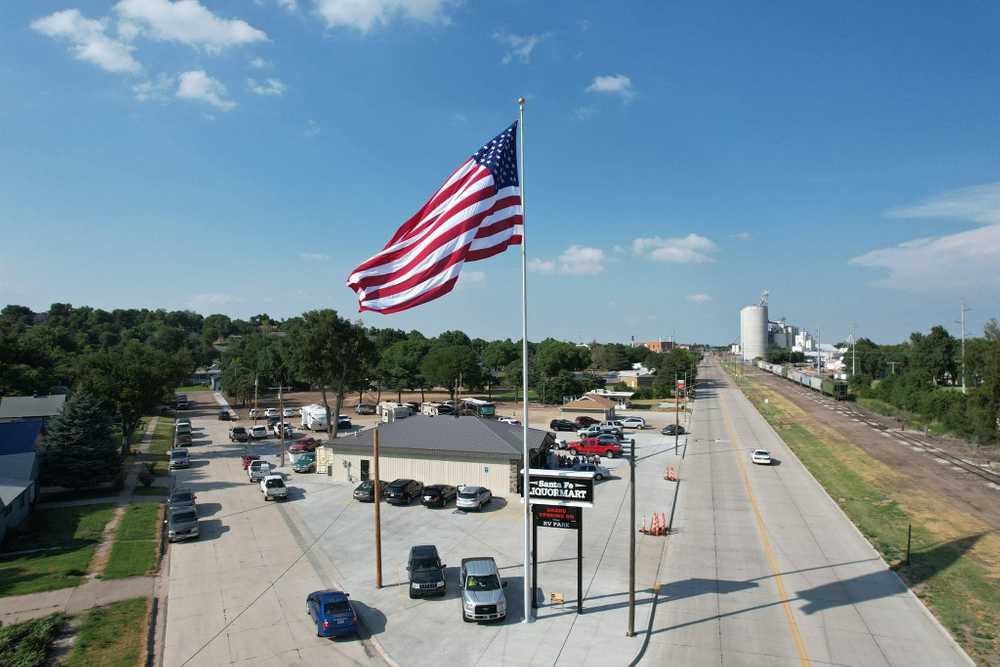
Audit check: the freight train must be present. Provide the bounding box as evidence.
[755,360,849,400]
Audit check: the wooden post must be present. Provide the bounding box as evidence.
[577,509,583,614]
[374,428,383,588]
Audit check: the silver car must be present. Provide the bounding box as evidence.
[456,486,492,512]
[165,507,199,542]
[169,449,190,469]
[460,557,506,622]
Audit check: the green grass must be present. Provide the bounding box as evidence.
[0,504,115,597]
[102,504,159,579]
[0,612,64,667]
[175,384,210,393]
[137,417,172,476]
[66,597,148,667]
[724,365,1000,664]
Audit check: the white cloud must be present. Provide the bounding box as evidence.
[249,57,271,69]
[686,293,712,303]
[32,9,141,74]
[632,234,717,263]
[731,231,752,241]
[573,105,597,121]
[528,245,606,276]
[586,74,633,101]
[114,0,268,53]
[176,70,236,111]
[314,0,458,32]
[132,72,175,101]
[299,252,330,261]
[248,77,286,96]
[304,119,321,137]
[851,182,1000,290]
[189,292,241,308]
[493,31,548,64]
[277,0,298,9]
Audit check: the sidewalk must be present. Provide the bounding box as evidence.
[0,576,156,625]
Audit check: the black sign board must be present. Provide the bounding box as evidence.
[533,504,581,530]
[528,471,594,508]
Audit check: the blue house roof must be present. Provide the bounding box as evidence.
[0,419,43,455]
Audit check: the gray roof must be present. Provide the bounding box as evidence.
[332,416,550,459]
[0,479,31,506]
[0,395,66,419]
[0,451,35,505]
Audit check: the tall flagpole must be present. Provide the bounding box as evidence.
[518,96,532,624]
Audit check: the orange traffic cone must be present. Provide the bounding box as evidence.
[661,513,668,535]
[651,513,659,535]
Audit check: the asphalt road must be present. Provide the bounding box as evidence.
[640,358,972,666]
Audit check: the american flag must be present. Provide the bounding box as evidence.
[346,123,522,314]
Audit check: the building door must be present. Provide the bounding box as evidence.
[360,459,369,481]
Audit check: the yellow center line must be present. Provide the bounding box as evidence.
[719,379,812,667]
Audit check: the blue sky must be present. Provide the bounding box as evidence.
[3,1,1000,345]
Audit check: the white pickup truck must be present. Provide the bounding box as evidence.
[260,474,288,501]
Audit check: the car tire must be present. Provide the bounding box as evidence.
[595,474,604,481]
[569,449,578,456]
[462,610,472,623]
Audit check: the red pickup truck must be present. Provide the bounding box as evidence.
[566,438,621,458]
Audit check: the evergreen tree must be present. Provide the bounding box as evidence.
[41,392,122,490]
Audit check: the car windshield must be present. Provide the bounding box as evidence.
[170,451,186,459]
[465,574,500,591]
[233,427,246,434]
[172,511,196,523]
[265,479,284,488]
[323,600,350,614]
[298,454,315,462]
[172,492,193,502]
[411,558,438,570]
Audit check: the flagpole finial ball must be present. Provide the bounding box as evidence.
[517,97,525,106]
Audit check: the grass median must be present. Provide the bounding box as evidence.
[722,363,1000,665]
[0,504,115,597]
[66,597,148,667]
[138,416,173,477]
[0,612,64,667]
[102,503,160,579]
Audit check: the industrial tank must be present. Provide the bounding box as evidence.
[740,304,768,361]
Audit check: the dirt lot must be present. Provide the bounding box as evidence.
[746,367,1000,532]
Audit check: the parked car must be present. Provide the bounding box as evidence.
[168,488,196,511]
[169,449,190,469]
[273,422,293,438]
[497,416,520,425]
[288,439,318,454]
[248,425,269,440]
[229,427,249,443]
[306,590,358,638]
[260,474,288,501]
[600,420,625,435]
[248,408,258,419]
[176,418,191,427]
[661,424,686,436]
[165,507,199,542]
[574,416,600,427]
[572,463,611,481]
[247,459,272,482]
[175,422,192,435]
[292,453,316,473]
[549,419,576,432]
[175,432,192,447]
[354,403,376,415]
[620,417,646,429]
[456,485,492,512]
[420,484,457,508]
[175,398,189,411]
[566,439,621,458]
[282,407,296,418]
[264,408,279,418]
[241,453,261,470]
[353,479,387,502]
[460,557,507,622]
[407,544,446,598]
[577,425,602,439]
[218,410,231,421]
[751,449,772,465]
[337,416,352,430]
[384,479,423,505]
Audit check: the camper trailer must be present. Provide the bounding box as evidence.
[300,404,328,431]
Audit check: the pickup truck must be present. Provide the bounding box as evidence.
[247,459,273,482]
[260,474,288,501]
[460,557,507,622]
[566,438,622,458]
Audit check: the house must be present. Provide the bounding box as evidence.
[0,420,43,542]
[0,394,67,426]
[560,393,618,420]
[315,416,554,494]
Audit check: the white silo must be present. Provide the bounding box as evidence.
[740,303,768,361]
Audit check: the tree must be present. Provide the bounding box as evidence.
[534,339,590,378]
[420,345,479,402]
[589,343,632,371]
[985,318,1000,343]
[540,371,583,404]
[201,314,232,346]
[481,339,519,398]
[911,326,957,385]
[378,338,431,402]
[40,392,122,490]
[287,310,373,439]
[76,340,189,456]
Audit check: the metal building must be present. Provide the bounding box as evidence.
[740,303,768,361]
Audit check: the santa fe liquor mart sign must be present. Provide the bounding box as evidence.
[527,470,594,508]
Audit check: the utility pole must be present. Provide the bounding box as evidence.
[627,440,636,636]
[959,301,970,394]
[253,374,259,423]
[374,428,383,588]
[278,382,286,467]
[850,323,857,377]
[674,373,680,455]
[816,328,822,374]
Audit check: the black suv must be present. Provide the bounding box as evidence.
[385,479,423,505]
[353,480,387,502]
[549,419,576,432]
[407,544,446,598]
[420,484,457,508]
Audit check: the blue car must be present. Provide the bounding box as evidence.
[306,590,358,638]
